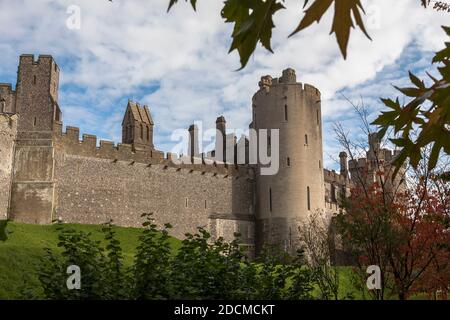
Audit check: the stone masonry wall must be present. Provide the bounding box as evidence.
[52,126,255,240]
[0,114,17,220]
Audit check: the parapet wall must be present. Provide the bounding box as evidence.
[0,113,18,220]
[52,122,255,239]
[54,122,252,177]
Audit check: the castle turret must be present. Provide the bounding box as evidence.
[15,54,61,131]
[339,151,348,179]
[9,54,61,224]
[253,68,325,254]
[122,100,154,150]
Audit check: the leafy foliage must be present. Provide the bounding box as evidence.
[222,0,285,70]
[373,26,450,176]
[337,178,450,300]
[290,0,371,59]
[166,0,439,69]
[35,214,316,300]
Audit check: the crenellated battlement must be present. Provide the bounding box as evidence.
[53,122,252,178]
[19,54,59,69]
[323,169,351,185]
[0,83,15,93]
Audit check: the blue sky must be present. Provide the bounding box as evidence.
[0,0,448,170]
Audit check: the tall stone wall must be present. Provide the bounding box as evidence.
[0,114,18,220]
[52,126,255,240]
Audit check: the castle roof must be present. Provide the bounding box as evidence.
[123,100,154,125]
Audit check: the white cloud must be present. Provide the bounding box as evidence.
[0,0,448,169]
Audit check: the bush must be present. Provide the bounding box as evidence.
[35,214,316,300]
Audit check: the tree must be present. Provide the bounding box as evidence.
[167,0,440,69]
[298,211,340,300]
[334,101,449,300]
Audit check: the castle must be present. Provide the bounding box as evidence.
[0,55,402,255]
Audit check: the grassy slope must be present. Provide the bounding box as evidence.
[0,221,180,299]
[0,221,433,300]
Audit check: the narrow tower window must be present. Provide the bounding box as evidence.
[205,200,207,209]
[317,109,320,125]
[305,134,308,145]
[307,186,311,211]
[287,157,291,167]
[146,126,150,141]
[269,188,273,212]
[284,105,288,121]
[319,160,321,169]
[33,75,37,85]
[185,198,188,208]
[33,117,37,126]
[0,99,5,113]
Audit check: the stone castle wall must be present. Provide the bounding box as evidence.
[52,124,255,242]
[0,114,17,219]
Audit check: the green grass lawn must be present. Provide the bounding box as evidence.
[0,220,180,299]
[0,220,437,300]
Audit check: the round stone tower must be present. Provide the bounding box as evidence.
[252,68,325,254]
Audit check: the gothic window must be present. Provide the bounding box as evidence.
[307,186,311,210]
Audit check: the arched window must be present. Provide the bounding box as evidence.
[307,186,311,210]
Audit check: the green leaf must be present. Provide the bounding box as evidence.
[290,0,333,36]
[223,0,285,69]
[290,0,370,59]
[409,71,425,89]
[168,0,197,12]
